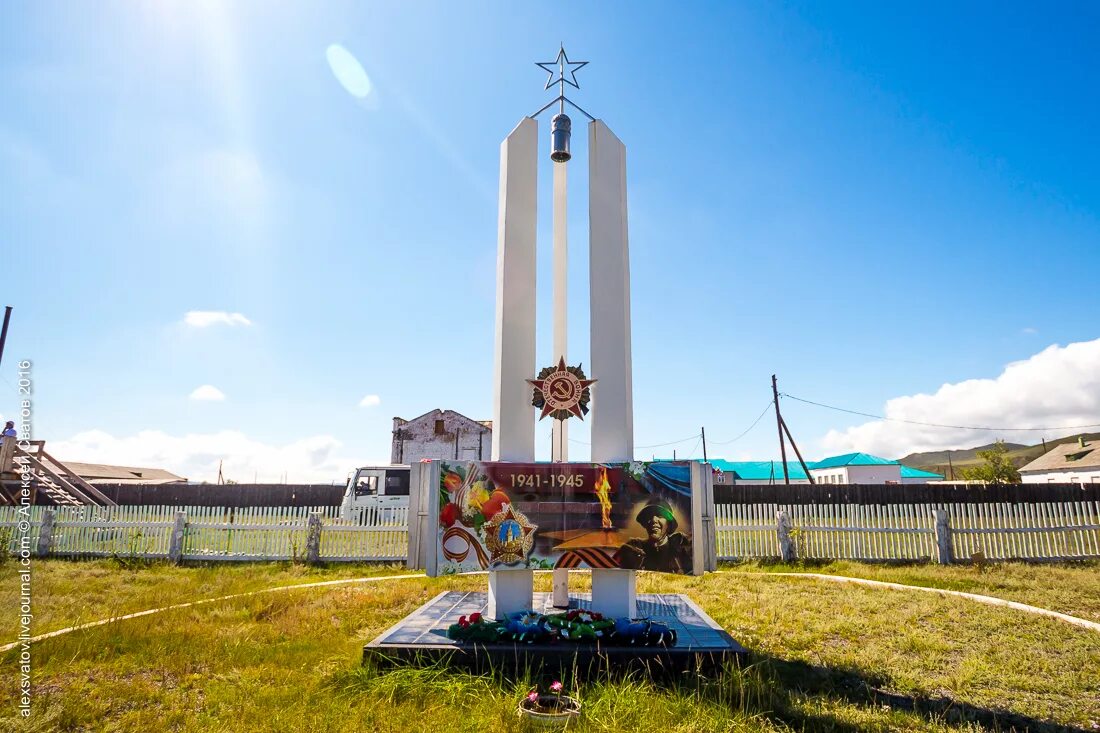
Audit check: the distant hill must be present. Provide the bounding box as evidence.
[899,433,1100,479]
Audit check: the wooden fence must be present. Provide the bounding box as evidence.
[716,501,1100,562]
[0,505,408,563]
[3,501,1098,565]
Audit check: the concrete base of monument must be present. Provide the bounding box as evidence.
[363,590,747,677]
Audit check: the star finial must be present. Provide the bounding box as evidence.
[536,45,588,91]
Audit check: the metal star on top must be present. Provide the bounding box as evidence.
[536,45,588,90]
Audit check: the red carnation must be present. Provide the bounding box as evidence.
[469,612,482,623]
[440,503,459,527]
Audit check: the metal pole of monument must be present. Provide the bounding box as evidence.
[550,97,572,608]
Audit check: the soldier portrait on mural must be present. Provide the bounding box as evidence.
[615,499,693,573]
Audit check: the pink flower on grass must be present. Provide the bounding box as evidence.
[550,681,563,693]
[527,690,539,703]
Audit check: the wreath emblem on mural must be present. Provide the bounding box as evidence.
[483,504,537,565]
[528,357,596,421]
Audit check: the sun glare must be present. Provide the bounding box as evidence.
[326,44,372,99]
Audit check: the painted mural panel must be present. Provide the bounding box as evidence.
[435,461,695,575]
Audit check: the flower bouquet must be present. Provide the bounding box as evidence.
[444,612,502,644]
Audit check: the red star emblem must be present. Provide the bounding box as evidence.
[527,357,596,421]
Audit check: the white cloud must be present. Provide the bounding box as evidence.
[359,394,381,408]
[1021,327,1038,335]
[183,311,252,328]
[50,429,371,484]
[189,385,226,401]
[821,337,1100,457]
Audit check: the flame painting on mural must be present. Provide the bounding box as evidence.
[435,461,696,575]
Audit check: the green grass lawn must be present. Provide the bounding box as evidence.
[1,559,1098,732]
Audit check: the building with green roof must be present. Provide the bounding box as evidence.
[673,453,944,485]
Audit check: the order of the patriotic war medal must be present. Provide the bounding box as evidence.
[528,357,595,421]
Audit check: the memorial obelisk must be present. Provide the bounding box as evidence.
[490,46,635,618]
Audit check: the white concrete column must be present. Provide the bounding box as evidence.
[590,569,636,618]
[588,120,636,617]
[552,566,570,608]
[491,117,538,462]
[487,570,534,620]
[588,120,633,464]
[551,153,572,609]
[551,161,569,462]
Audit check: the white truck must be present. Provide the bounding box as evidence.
[339,464,411,521]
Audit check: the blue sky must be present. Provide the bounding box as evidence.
[3,1,1099,481]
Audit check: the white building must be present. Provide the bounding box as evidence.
[1019,437,1100,484]
[899,466,946,484]
[809,453,903,484]
[391,409,492,464]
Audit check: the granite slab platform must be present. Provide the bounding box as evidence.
[364,591,747,677]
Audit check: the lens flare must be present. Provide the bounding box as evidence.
[326,44,372,99]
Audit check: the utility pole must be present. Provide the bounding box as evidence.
[772,375,790,484]
[947,451,954,481]
[454,428,460,459]
[780,418,815,485]
[478,429,484,460]
[701,426,708,464]
[0,306,12,368]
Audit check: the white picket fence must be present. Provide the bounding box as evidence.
[715,501,1100,562]
[2,501,1097,565]
[0,505,408,563]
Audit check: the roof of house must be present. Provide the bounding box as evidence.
[708,460,810,481]
[1020,439,1100,473]
[61,461,187,484]
[812,452,898,469]
[663,453,939,481]
[900,466,944,479]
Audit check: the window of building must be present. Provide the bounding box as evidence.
[434,419,446,435]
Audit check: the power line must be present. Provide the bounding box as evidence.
[637,433,701,450]
[781,393,1100,432]
[569,432,702,450]
[708,400,775,445]
[686,436,702,460]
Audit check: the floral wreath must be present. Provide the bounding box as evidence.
[445,612,501,644]
[445,610,678,647]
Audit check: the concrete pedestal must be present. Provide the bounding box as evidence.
[552,568,570,608]
[487,570,533,620]
[590,569,636,618]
